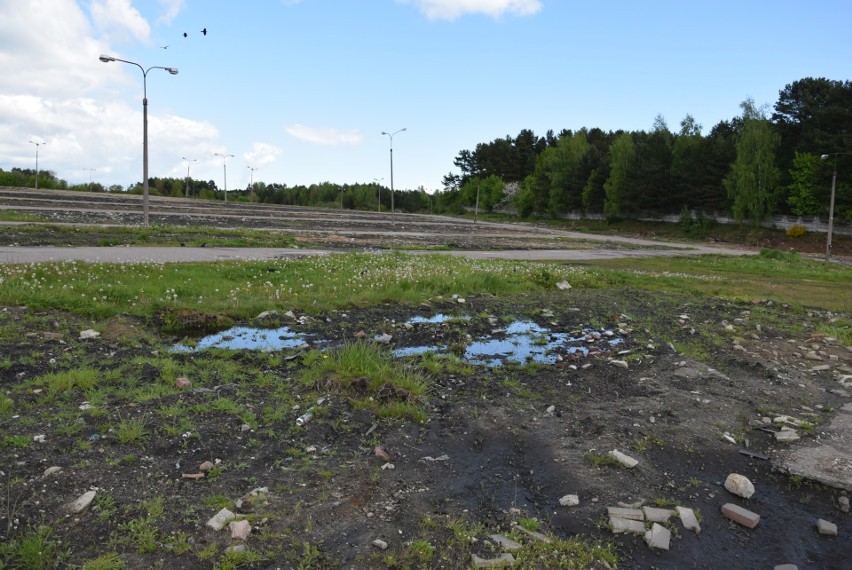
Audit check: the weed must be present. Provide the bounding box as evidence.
[2,435,30,449]
[112,417,148,445]
[585,452,620,468]
[0,525,70,568]
[81,552,127,570]
[112,516,159,554]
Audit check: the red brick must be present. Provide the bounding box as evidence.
[721,503,760,528]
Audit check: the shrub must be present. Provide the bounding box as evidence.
[786,224,806,238]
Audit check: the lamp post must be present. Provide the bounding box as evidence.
[820,152,852,260]
[373,178,383,212]
[381,128,406,225]
[28,140,45,190]
[247,166,259,189]
[182,157,196,198]
[214,153,234,203]
[87,168,96,191]
[99,54,178,226]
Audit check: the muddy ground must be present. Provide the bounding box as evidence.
[0,188,850,569]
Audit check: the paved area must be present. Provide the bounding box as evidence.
[778,403,852,491]
[0,244,754,264]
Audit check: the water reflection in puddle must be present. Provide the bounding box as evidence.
[172,326,313,352]
[172,314,622,367]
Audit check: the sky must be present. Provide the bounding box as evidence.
[2,0,851,193]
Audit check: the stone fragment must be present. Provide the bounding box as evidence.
[43,466,62,476]
[608,449,639,468]
[206,508,235,531]
[676,506,701,534]
[61,490,96,514]
[608,506,644,521]
[514,525,551,543]
[559,494,580,507]
[489,534,522,550]
[816,518,838,536]
[374,446,390,460]
[773,565,798,570]
[644,523,671,550]
[838,496,850,513]
[354,330,367,339]
[79,329,100,339]
[556,281,572,290]
[175,377,192,389]
[229,519,251,540]
[642,506,674,523]
[471,553,515,568]
[199,461,215,471]
[775,429,800,442]
[376,333,392,344]
[721,503,760,528]
[235,487,269,511]
[610,360,629,369]
[610,517,645,535]
[372,539,388,550]
[182,472,204,479]
[724,473,755,499]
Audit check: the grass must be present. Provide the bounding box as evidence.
[0,525,70,568]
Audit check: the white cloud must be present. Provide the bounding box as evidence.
[402,0,542,20]
[285,124,364,146]
[243,143,283,168]
[157,0,184,25]
[90,0,151,44]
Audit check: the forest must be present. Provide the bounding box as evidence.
[3,77,849,225]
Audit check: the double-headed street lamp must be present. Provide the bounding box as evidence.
[29,140,46,190]
[214,153,234,203]
[99,54,178,226]
[381,128,406,225]
[182,157,196,198]
[247,166,259,189]
[820,152,852,260]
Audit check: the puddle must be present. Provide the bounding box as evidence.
[172,315,623,368]
[171,325,314,352]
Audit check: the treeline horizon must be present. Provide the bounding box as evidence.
[4,77,849,224]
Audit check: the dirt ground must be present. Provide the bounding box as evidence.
[0,188,850,569]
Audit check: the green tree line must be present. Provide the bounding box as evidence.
[442,77,852,224]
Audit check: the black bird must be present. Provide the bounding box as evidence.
[201,28,207,36]
[183,32,187,37]
[160,45,168,49]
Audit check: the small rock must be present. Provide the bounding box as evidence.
[489,534,522,550]
[610,517,645,535]
[773,565,798,570]
[724,473,755,499]
[229,519,251,540]
[374,446,390,460]
[838,496,850,513]
[376,333,392,344]
[79,329,100,340]
[471,553,515,568]
[556,281,572,290]
[559,494,580,507]
[642,506,674,523]
[610,359,629,369]
[206,508,235,531]
[182,473,204,479]
[775,429,800,442]
[546,405,556,414]
[354,330,367,339]
[43,466,62,476]
[644,523,671,550]
[608,507,644,521]
[61,490,96,514]
[381,462,395,470]
[199,461,215,472]
[676,506,701,534]
[372,539,388,550]
[608,449,639,468]
[816,518,838,536]
[175,377,192,389]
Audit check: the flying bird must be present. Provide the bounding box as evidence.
[183,32,187,37]
[201,28,207,36]
[160,45,168,49]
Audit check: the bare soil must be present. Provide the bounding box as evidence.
[1,188,850,569]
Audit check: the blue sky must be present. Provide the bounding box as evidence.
[2,0,850,192]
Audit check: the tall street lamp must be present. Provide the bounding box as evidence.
[215,153,234,203]
[373,178,383,212]
[29,140,46,190]
[820,152,852,260]
[381,128,406,225]
[182,157,196,198]
[247,166,259,189]
[99,54,178,226]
